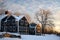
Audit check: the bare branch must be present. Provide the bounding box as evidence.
[35,9,55,33]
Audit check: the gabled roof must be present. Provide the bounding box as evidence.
[0,15,7,20]
[0,14,30,23]
[12,15,24,21]
[0,14,25,21]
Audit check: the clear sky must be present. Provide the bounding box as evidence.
[0,0,60,32]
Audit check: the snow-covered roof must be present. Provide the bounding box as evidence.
[0,14,25,21]
[0,14,29,23]
[0,15,7,20]
[21,35,60,40]
[12,15,24,21]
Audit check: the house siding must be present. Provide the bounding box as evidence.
[1,16,17,32]
[0,15,29,34]
[19,17,29,34]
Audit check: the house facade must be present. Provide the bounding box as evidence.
[1,15,17,32]
[0,14,29,34]
[19,16,29,34]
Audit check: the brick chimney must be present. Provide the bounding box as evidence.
[5,10,11,16]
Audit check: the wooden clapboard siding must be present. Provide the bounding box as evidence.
[1,15,29,34]
[19,17,29,34]
[1,15,17,32]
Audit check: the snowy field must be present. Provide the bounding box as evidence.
[21,34,60,40]
[0,37,22,40]
[0,34,60,40]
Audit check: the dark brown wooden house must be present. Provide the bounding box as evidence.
[1,15,29,34]
[1,15,17,32]
[19,16,29,34]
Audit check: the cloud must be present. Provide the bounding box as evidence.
[4,3,27,13]
[0,0,60,33]
[2,0,60,14]
[54,9,60,23]
[1,0,60,26]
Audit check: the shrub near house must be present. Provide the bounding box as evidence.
[44,26,53,34]
[35,24,41,35]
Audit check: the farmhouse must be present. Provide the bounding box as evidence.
[0,11,29,34]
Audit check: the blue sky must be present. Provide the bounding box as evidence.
[0,0,60,32]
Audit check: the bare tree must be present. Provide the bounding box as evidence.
[35,9,54,34]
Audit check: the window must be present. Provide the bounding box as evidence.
[19,20,24,26]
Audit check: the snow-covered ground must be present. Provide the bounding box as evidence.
[21,34,60,40]
[0,34,60,40]
[0,37,21,40]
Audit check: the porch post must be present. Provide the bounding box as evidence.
[18,21,19,33]
[16,21,19,33]
[0,20,1,31]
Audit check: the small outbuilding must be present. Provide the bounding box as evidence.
[29,23,37,35]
